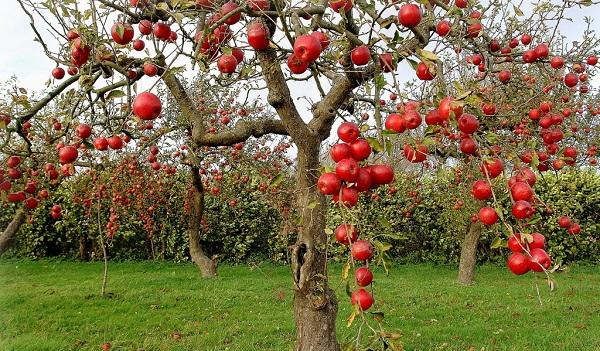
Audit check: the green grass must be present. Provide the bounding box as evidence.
[0,260,599,351]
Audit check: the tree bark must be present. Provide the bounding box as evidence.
[79,232,92,261]
[457,221,482,285]
[0,208,26,255]
[291,141,340,351]
[188,166,217,278]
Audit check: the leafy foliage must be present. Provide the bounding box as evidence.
[3,169,598,264]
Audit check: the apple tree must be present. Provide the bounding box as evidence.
[7,0,600,349]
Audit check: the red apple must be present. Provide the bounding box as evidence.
[153,23,171,40]
[436,20,451,36]
[471,180,492,200]
[94,137,109,151]
[369,165,394,185]
[220,2,241,24]
[557,215,571,228]
[337,122,360,143]
[510,182,533,202]
[355,267,373,287]
[507,252,530,275]
[478,207,498,225]
[335,223,358,245]
[293,34,321,63]
[318,172,341,195]
[330,143,352,162]
[335,158,360,182]
[247,21,270,50]
[507,234,524,253]
[349,139,371,161]
[139,20,152,35]
[133,92,162,120]
[457,114,479,134]
[111,22,134,45]
[351,240,373,261]
[132,39,145,51]
[351,45,371,66]
[351,288,374,310]
[76,124,92,139]
[217,54,238,73]
[385,113,406,133]
[512,200,533,220]
[108,135,123,150]
[529,248,551,272]
[58,146,78,165]
[287,54,309,74]
[52,67,65,80]
[398,4,422,28]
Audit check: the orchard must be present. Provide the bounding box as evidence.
[1,0,599,350]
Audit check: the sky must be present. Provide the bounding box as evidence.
[1,1,599,109]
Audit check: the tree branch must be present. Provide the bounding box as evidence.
[255,47,314,146]
[196,119,288,146]
[18,74,81,122]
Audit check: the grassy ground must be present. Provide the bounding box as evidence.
[0,260,599,351]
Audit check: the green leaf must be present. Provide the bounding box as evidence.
[418,49,439,62]
[366,137,383,152]
[172,12,185,24]
[306,200,318,209]
[490,236,503,249]
[485,132,500,144]
[106,90,126,100]
[155,2,170,11]
[375,74,386,90]
[385,139,393,158]
[346,303,360,327]
[378,216,391,228]
[455,90,472,101]
[269,174,283,187]
[512,4,524,16]
[169,66,186,76]
[406,58,419,71]
[116,24,125,39]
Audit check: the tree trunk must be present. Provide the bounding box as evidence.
[291,142,340,351]
[188,166,217,278]
[457,221,482,285]
[0,208,26,254]
[79,232,92,261]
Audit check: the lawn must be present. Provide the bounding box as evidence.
[0,260,599,351]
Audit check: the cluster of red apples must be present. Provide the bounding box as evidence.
[471,159,581,275]
[317,122,395,311]
[336,224,376,311]
[317,122,394,207]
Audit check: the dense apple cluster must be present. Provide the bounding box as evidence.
[1,154,53,216]
[318,122,396,312]
[318,122,394,207]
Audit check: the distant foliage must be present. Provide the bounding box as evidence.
[2,169,598,264]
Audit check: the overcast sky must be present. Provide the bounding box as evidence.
[1,1,598,101]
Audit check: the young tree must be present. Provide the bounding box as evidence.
[5,0,599,349]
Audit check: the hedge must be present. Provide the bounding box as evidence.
[2,168,598,264]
